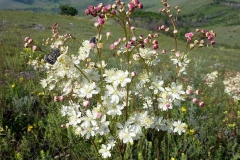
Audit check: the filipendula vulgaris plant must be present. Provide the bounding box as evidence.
[24,0,216,159]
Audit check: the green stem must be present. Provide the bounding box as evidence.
[74,64,90,82]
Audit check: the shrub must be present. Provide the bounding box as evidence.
[59,4,78,16]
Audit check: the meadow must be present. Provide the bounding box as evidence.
[0,2,240,159]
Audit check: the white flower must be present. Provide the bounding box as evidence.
[139,48,155,60]
[118,126,136,143]
[151,116,165,131]
[105,85,124,103]
[107,102,124,117]
[68,111,81,126]
[143,96,153,109]
[97,114,110,135]
[99,144,111,159]
[113,70,131,87]
[85,69,100,81]
[78,82,99,98]
[80,110,98,128]
[104,68,117,84]
[108,136,116,148]
[40,79,48,88]
[204,71,218,87]
[157,97,173,111]
[165,82,185,100]
[172,120,186,135]
[149,78,164,95]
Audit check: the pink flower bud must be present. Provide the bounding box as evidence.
[162,49,166,54]
[83,100,90,107]
[110,44,115,50]
[138,3,143,9]
[153,44,158,49]
[54,96,58,102]
[175,51,181,57]
[96,113,102,118]
[85,9,90,15]
[192,98,199,103]
[186,89,192,95]
[152,40,158,45]
[98,3,104,8]
[28,38,33,44]
[111,10,116,14]
[98,17,105,25]
[94,22,100,28]
[154,33,159,38]
[90,42,96,48]
[201,29,206,33]
[58,96,64,101]
[211,40,215,45]
[148,33,153,38]
[32,45,37,51]
[166,103,170,108]
[199,101,204,107]
[24,37,30,42]
[125,43,131,49]
[24,43,29,48]
[131,71,137,77]
[128,2,135,11]
[196,89,200,95]
[144,38,149,43]
[105,4,112,10]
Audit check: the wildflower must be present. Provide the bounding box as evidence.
[27,125,33,132]
[223,72,240,100]
[181,107,186,112]
[78,82,100,99]
[199,101,204,107]
[192,98,199,103]
[11,84,16,88]
[118,123,136,143]
[19,77,24,82]
[99,144,111,159]
[204,71,218,87]
[172,120,186,135]
[189,129,195,135]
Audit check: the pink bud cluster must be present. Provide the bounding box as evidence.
[85,0,144,25]
[186,88,205,107]
[51,22,59,38]
[184,29,216,46]
[54,95,64,102]
[24,37,38,51]
[109,33,160,51]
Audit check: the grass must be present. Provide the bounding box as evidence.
[0,9,240,159]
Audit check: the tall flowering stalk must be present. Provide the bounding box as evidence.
[24,0,216,159]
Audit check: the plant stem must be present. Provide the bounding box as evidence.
[157,131,166,160]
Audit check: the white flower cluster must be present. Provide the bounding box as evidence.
[204,71,218,87]
[171,53,190,76]
[223,72,240,100]
[38,40,188,159]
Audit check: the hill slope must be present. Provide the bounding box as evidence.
[1,0,240,47]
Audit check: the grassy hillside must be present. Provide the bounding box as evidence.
[1,0,240,48]
[0,9,240,159]
[0,8,240,159]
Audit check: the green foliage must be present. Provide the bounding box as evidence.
[59,4,78,16]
